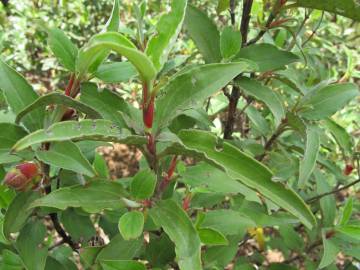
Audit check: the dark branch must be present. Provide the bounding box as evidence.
[247,12,276,45]
[240,0,254,46]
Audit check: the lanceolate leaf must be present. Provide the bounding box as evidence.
[94,62,137,83]
[236,77,285,126]
[154,61,256,132]
[174,130,316,229]
[184,5,221,63]
[289,0,360,21]
[150,200,202,270]
[145,0,187,71]
[322,118,353,154]
[319,232,339,269]
[77,32,157,83]
[35,141,96,177]
[12,120,146,152]
[105,0,120,32]
[47,27,78,71]
[220,26,242,60]
[29,181,135,213]
[336,225,360,241]
[0,59,44,131]
[300,83,359,120]
[298,126,320,188]
[15,92,101,124]
[234,43,299,72]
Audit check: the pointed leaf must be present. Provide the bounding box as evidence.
[118,211,144,240]
[198,228,229,246]
[94,62,137,83]
[154,61,256,132]
[319,232,339,269]
[105,0,120,32]
[339,197,353,226]
[184,5,221,63]
[130,169,157,200]
[298,126,320,188]
[0,59,44,131]
[36,141,96,177]
[16,92,101,124]
[336,225,360,241]
[29,181,134,213]
[0,123,28,158]
[12,119,146,152]
[150,200,202,270]
[146,0,187,71]
[220,26,241,59]
[323,118,353,154]
[300,83,359,120]
[236,77,285,126]
[100,260,146,270]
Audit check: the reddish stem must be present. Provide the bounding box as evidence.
[182,194,192,211]
[64,74,75,96]
[143,96,155,129]
[159,156,178,191]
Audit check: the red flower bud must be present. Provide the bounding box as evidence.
[143,97,155,129]
[3,162,40,191]
[344,164,354,176]
[16,162,39,179]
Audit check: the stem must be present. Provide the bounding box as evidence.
[158,155,178,193]
[240,0,254,46]
[64,74,75,96]
[302,11,324,46]
[256,124,286,161]
[307,178,360,203]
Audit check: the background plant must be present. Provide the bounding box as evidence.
[0,0,359,269]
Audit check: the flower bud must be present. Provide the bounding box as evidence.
[344,164,354,176]
[3,162,40,191]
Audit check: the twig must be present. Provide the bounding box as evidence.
[287,9,311,50]
[229,0,236,25]
[240,0,254,46]
[307,178,360,204]
[247,12,276,45]
[302,11,324,46]
[256,124,286,161]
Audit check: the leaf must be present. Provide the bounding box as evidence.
[0,59,45,131]
[236,77,285,126]
[322,118,353,154]
[96,234,143,261]
[174,130,316,229]
[299,83,359,120]
[184,5,221,63]
[339,197,353,226]
[220,26,242,59]
[336,225,360,241]
[130,169,157,200]
[217,0,230,14]
[0,123,28,157]
[319,232,339,269]
[198,228,229,246]
[150,200,202,270]
[15,220,47,270]
[100,260,146,270]
[3,191,40,239]
[315,170,336,227]
[16,92,101,124]
[12,119,146,152]
[105,0,120,32]
[145,233,175,268]
[47,27,78,71]
[145,0,187,71]
[29,181,134,213]
[234,43,299,72]
[154,61,256,132]
[1,249,24,270]
[298,126,320,188]
[80,83,129,129]
[77,32,157,83]
[290,0,360,21]
[94,62,137,83]
[93,152,110,179]
[118,211,144,240]
[61,208,96,242]
[36,141,96,177]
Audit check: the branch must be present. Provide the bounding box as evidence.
[256,124,286,161]
[307,178,360,204]
[240,0,254,46]
[302,11,324,46]
[247,12,276,45]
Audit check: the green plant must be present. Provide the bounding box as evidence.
[0,0,359,269]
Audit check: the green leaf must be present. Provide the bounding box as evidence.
[12,119,146,152]
[29,181,134,213]
[1,249,24,270]
[94,62,137,83]
[236,77,285,126]
[299,83,359,120]
[118,211,144,240]
[77,32,157,83]
[322,118,353,154]
[3,191,40,239]
[154,61,256,132]
[96,234,143,261]
[298,126,320,188]
[290,0,360,21]
[93,152,110,179]
[0,59,45,131]
[234,43,299,72]
[175,130,316,229]
[145,233,175,268]
[16,92,101,124]
[198,228,229,246]
[339,197,353,226]
[130,169,157,200]
[220,26,241,60]
[336,225,360,241]
[105,0,120,32]
[145,0,187,71]
[15,220,47,270]
[100,260,146,270]
[61,208,96,242]
[184,5,221,63]
[319,232,339,269]
[0,123,28,159]
[80,83,129,129]
[36,141,96,177]
[217,0,230,14]
[47,27,78,71]
[150,200,202,270]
